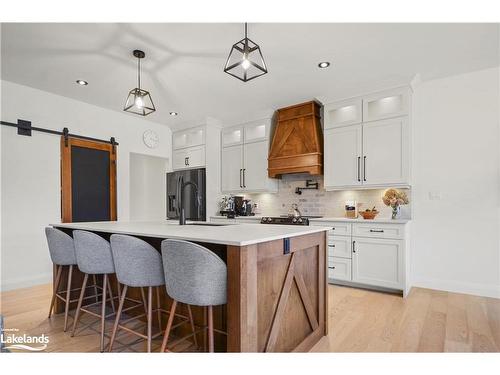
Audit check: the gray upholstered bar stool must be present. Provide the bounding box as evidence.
[108,234,176,353]
[71,230,117,352]
[160,239,227,353]
[45,227,79,332]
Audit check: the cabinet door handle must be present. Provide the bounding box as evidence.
[370,229,384,233]
[352,240,356,253]
[328,266,336,270]
[239,169,243,188]
[331,227,335,231]
[357,156,361,182]
[328,244,335,248]
[363,156,367,181]
[243,168,246,188]
[184,157,188,166]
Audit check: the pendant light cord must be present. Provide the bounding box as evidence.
[244,22,247,39]
[137,57,141,90]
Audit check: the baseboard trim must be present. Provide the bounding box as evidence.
[412,278,500,299]
[0,272,52,292]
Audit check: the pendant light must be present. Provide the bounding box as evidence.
[123,49,156,116]
[224,23,268,82]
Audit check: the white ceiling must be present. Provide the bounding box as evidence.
[1,23,498,129]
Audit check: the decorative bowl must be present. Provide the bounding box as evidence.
[359,210,379,220]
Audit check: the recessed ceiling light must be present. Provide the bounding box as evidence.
[76,79,88,86]
[169,112,178,116]
[318,62,330,68]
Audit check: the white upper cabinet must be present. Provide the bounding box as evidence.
[172,145,206,171]
[362,117,409,186]
[324,125,363,188]
[244,120,269,143]
[222,126,244,147]
[221,118,277,193]
[324,98,363,129]
[173,126,205,150]
[362,87,409,122]
[243,141,270,191]
[221,144,244,192]
[323,86,411,189]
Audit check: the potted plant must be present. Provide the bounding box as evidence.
[382,189,409,219]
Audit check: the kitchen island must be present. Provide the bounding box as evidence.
[50,221,329,352]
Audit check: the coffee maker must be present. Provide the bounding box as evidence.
[235,196,254,216]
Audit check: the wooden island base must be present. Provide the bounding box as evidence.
[53,230,327,352]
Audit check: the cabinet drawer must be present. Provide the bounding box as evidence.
[353,223,405,239]
[313,221,352,236]
[327,236,352,259]
[328,257,352,281]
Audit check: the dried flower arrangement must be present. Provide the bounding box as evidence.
[382,189,409,219]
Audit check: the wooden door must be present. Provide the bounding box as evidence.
[362,117,409,186]
[61,137,117,223]
[242,141,268,192]
[324,125,363,189]
[351,237,404,289]
[221,144,244,193]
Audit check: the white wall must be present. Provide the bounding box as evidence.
[0,80,172,291]
[129,153,169,221]
[411,67,500,298]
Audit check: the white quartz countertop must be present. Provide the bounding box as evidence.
[309,217,410,224]
[210,215,410,224]
[50,221,330,246]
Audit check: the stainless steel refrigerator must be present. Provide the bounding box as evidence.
[166,168,206,221]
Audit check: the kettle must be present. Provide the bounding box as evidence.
[288,203,301,218]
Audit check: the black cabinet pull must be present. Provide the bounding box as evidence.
[357,156,361,182]
[370,229,384,233]
[184,157,188,166]
[352,240,356,253]
[239,169,243,188]
[186,157,189,166]
[331,227,335,231]
[328,266,336,270]
[363,156,367,181]
[243,168,246,188]
[328,244,335,248]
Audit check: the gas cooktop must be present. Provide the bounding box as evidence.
[260,216,312,225]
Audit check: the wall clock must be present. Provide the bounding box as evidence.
[143,129,159,149]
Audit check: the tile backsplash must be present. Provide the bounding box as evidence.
[244,174,411,219]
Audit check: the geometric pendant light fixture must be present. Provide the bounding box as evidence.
[123,49,156,116]
[223,23,268,82]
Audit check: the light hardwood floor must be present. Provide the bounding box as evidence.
[1,283,499,352]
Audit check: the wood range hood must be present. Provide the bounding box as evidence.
[268,101,323,178]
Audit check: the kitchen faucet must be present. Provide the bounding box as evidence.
[179,178,200,225]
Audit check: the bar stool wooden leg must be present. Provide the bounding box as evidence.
[99,274,108,352]
[140,287,148,315]
[107,280,115,313]
[63,265,74,331]
[207,305,214,353]
[160,300,177,352]
[187,304,198,349]
[71,273,89,337]
[48,265,63,318]
[93,275,99,303]
[156,287,162,329]
[147,286,153,353]
[109,285,127,352]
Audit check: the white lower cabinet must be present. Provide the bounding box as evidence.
[311,220,409,296]
[352,237,404,290]
[328,257,352,281]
